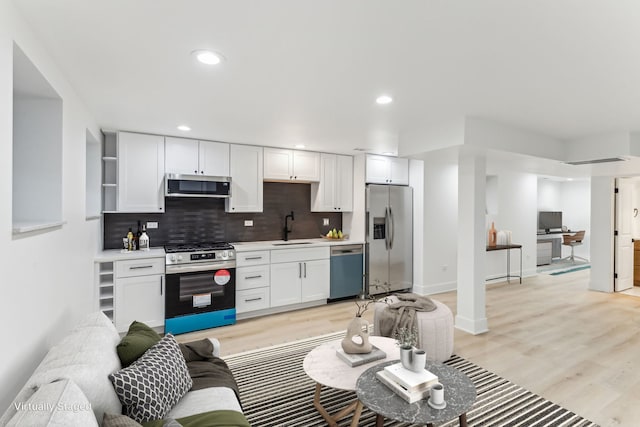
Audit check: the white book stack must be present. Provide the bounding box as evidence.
[376,362,439,404]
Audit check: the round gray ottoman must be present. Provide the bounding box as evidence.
[372,296,454,362]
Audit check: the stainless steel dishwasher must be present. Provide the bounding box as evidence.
[330,244,364,300]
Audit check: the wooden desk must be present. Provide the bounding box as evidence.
[486,244,522,284]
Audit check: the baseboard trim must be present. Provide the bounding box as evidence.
[413,281,457,295]
[455,314,489,335]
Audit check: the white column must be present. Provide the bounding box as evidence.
[456,151,489,334]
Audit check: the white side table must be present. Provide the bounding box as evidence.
[303,335,399,427]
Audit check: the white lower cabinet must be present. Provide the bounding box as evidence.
[236,264,270,313]
[114,257,165,332]
[270,262,303,307]
[270,247,330,308]
[236,251,271,314]
[301,259,330,302]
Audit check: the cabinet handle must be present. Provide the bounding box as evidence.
[245,297,262,302]
[160,276,163,296]
[244,275,262,279]
[130,265,153,270]
[304,262,307,278]
[201,171,204,174]
[294,176,297,179]
[298,263,302,278]
[245,256,263,260]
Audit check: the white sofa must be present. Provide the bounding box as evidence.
[0,312,243,426]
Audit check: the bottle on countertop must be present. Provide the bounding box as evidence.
[126,228,134,251]
[139,224,150,251]
[135,220,142,250]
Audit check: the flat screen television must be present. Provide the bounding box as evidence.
[538,211,562,232]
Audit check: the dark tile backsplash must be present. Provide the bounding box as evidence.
[103,182,343,249]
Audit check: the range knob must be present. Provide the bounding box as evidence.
[222,251,228,258]
[170,255,177,262]
[177,255,183,261]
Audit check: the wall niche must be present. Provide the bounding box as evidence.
[12,42,64,234]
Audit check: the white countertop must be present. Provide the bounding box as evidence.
[96,238,364,260]
[232,238,364,252]
[95,247,166,262]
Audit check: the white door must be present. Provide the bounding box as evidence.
[118,132,165,212]
[615,178,634,291]
[263,148,292,180]
[226,144,263,213]
[199,140,229,176]
[311,154,336,211]
[301,259,330,302]
[115,275,165,332]
[365,154,390,184]
[270,262,302,307]
[165,137,199,175]
[389,157,409,185]
[336,154,353,211]
[292,151,320,181]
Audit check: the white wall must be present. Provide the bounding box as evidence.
[485,172,538,279]
[0,2,102,413]
[537,179,562,211]
[409,159,424,291]
[535,178,591,261]
[465,117,566,161]
[413,148,458,295]
[560,180,591,260]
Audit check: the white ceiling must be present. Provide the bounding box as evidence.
[13,0,640,167]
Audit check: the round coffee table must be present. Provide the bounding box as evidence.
[303,336,399,427]
[356,359,476,427]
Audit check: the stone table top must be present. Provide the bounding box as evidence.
[303,336,400,391]
[356,359,476,425]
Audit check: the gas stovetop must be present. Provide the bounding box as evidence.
[164,242,234,253]
[165,242,235,266]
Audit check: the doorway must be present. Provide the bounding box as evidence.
[614,177,636,293]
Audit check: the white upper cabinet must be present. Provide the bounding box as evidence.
[165,137,229,176]
[118,132,165,212]
[365,154,409,185]
[199,140,230,176]
[311,153,353,212]
[226,144,263,213]
[263,148,320,182]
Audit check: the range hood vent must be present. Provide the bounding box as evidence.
[564,157,627,166]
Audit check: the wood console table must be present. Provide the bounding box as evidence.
[486,244,522,284]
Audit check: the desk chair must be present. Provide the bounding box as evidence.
[561,230,587,262]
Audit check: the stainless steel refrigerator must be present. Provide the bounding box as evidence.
[366,184,413,295]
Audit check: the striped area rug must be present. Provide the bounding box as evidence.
[224,331,598,427]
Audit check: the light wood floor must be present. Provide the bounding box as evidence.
[177,270,640,427]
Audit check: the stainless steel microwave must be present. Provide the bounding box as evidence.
[165,174,231,198]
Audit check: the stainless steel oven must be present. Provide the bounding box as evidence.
[164,243,236,334]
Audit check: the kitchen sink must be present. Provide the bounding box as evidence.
[272,242,312,246]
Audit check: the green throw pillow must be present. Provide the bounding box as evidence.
[116,321,162,367]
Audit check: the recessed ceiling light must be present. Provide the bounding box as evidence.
[376,95,393,105]
[295,144,306,149]
[192,49,225,65]
[383,152,394,156]
[177,125,191,131]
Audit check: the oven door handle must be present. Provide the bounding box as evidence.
[166,261,236,274]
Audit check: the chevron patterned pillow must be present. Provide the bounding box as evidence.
[109,334,192,423]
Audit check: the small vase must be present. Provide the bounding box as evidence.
[341,317,372,354]
[400,346,413,370]
[488,222,497,247]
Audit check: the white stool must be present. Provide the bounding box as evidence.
[373,296,454,363]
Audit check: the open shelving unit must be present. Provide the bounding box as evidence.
[102,131,118,212]
[96,261,115,322]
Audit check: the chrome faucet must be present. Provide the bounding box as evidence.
[283,211,295,241]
